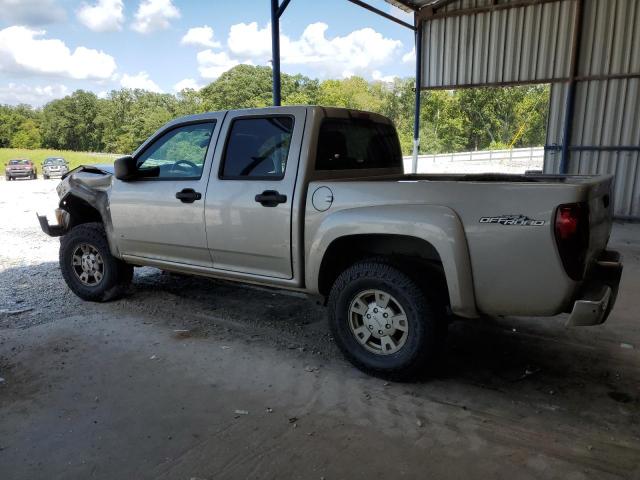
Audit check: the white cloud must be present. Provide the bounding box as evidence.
[197,50,253,80]
[120,71,163,92]
[226,22,403,79]
[0,26,117,80]
[131,0,180,34]
[0,0,66,26]
[77,0,124,32]
[173,78,202,91]
[0,83,69,106]
[181,25,220,48]
[227,22,272,60]
[402,47,415,64]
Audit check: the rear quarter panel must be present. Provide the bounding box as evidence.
[304,177,600,317]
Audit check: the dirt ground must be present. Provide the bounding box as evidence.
[1,178,639,480]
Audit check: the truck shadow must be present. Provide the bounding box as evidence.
[2,262,637,409]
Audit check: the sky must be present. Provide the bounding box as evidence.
[0,0,417,106]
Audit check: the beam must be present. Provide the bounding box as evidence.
[560,0,584,174]
[347,0,416,30]
[412,18,423,173]
[271,0,282,106]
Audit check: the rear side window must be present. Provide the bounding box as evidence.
[316,118,403,170]
[221,116,294,179]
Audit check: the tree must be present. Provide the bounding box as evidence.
[10,119,41,148]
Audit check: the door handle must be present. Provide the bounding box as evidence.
[175,188,202,203]
[255,190,287,207]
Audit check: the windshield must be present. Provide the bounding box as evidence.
[315,117,403,170]
[9,159,29,165]
[44,158,66,165]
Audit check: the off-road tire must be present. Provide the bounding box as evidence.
[328,260,443,380]
[60,222,133,302]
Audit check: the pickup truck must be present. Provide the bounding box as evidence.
[5,159,37,180]
[38,106,623,378]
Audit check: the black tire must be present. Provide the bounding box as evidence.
[60,222,133,302]
[328,260,443,379]
[44,174,49,180]
[32,172,37,179]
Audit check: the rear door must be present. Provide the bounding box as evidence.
[205,108,306,279]
[110,115,224,267]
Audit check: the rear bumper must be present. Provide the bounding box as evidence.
[566,250,623,326]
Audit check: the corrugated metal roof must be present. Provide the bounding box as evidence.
[419,0,577,88]
[384,0,445,12]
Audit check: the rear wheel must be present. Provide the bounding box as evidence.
[44,174,50,179]
[60,222,133,302]
[328,260,444,379]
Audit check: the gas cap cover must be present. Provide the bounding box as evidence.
[312,186,334,212]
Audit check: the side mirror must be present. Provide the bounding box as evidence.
[114,155,138,181]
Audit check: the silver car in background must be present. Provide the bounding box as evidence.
[42,157,69,179]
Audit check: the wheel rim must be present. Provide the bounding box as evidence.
[71,243,104,286]
[348,289,409,355]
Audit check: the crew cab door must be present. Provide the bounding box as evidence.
[205,108,306,279]
[110,116,223,267]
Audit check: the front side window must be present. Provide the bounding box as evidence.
[136,122,215,179]
[316,118,403,170]
[221,116,294,179]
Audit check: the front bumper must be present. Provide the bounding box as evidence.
[566,250,623,326]
[44,171,66,177]
[37,208,70,237]
[8,170,33,177]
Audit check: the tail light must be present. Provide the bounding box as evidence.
[554,203,589,280]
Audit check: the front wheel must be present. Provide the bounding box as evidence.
[60,222,133,302]
[328,260,443,379]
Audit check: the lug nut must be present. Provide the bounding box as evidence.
[378,330,383,335]
[383,313,388,318]
[373,308,378,313]
[366,314,371,319]
[385,324,391,329]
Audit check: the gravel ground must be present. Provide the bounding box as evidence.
[1,178,639,479]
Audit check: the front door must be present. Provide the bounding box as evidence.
[110,117,223,267]
[205,108,306,279]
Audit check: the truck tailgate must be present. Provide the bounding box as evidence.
[584,175,614,267]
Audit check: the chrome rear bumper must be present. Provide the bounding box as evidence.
[566,250,623,326]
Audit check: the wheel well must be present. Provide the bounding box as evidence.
[61,194,103,228]
[318,234,449,306]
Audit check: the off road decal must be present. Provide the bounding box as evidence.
[479,215,545,226]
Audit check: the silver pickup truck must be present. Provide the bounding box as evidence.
[39,106,623,377]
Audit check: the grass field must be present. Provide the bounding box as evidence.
[0,148,120,172]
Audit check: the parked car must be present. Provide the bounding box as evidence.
[42,157,69,179]
[38,106,623,378]
[5,159,37,180]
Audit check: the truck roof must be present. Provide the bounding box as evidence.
[169,105,393,127]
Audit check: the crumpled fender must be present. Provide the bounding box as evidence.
[38,167,120,257]
[306,204,478,318]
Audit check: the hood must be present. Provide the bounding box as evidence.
[62,164,114,179]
